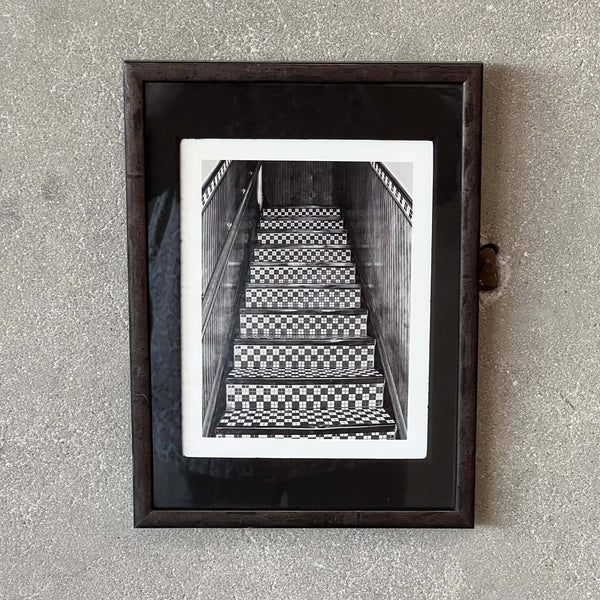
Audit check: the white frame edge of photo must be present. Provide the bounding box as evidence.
[180,139,433,459]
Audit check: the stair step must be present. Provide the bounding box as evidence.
[261,214,342,222]
[257,230,348,245]
[233,338,375,370]
[249,263,355,285]
[262,206,341,218]
[217,431,397,439]
[239,307,367,314]
[259,218,343,230]
[227,366,382,382]
[239,308,368,338]
[215,406,396,438]
[225,374,383,410]
[253,244,351,263]
[233,337,374,345]
[244,284,361,309]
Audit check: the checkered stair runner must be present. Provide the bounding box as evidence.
[239,310,368,338]
[250,264,356,285]
[254,245,352,262]
[262,206,341,218]
[256,230,348,245]
[259,217,343,230]
[214,205,397,440]
[233,340,375,370]
[245,286,361,309]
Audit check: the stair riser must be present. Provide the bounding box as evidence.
[257,231,348,245]
[233,343,375,370]
[262,207,341,218]
[249,265,355,285]
[239,313,367,338]
[245,287,361,309]
[217,431,396,439]
[260,219,343,230]
[226,382,384,410]
[253,247,351,262]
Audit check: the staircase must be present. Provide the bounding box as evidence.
[214,205,397,439]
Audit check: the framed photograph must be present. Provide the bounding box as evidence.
[124,61,482,527]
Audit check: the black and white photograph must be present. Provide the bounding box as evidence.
[181,139,433,459]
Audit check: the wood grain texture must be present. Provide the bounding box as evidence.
[455,64,483,528]
[201,161,256,296]
[202,167,261,435]
[262,161,335,207]
[340,162,411,437]
[123,63,153,526]
[134,508,473,528]
[123,61,482,84]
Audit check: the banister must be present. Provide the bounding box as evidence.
[370,162,413,223]
[202,164,261,333]
[201,160,232,212]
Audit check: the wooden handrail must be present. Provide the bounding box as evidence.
[201,164,261,333]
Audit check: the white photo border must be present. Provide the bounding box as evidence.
[181,139,433,459]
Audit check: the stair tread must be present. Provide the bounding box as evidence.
[226,366,382,381]
[263,204,339,209]
[216,406,395,433]
[217,431,395,439]
[240,307,367,315]
[254,243,350,249]
[233,336,374,345]
[261,214,342,221]
[238,335,367,342]
[246,283,360,289]
[250,261,355,267]
[259,228,347,233]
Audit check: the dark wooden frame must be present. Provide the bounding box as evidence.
[124,61,482,528]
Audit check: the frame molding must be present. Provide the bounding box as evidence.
[124,61,482,528]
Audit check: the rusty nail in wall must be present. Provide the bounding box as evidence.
[479,244,499,291]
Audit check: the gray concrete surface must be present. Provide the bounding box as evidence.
[1,1,599,598]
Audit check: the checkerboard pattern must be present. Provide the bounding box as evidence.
[225,379,384,410]
[257,230,348,245]
[233,341,375,370]
[249,264,356,285]
[245,286,361,309]
[239,311,367,338]
[217,431,397,439]
[253,245,351,262]
[201,161,231,209]
[260,218,343,230]
[215,406,396,437]
[211,204,399,440]
[262,206,341,218]
[228,366,381,379]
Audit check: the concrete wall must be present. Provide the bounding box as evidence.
[2,1,598,598]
